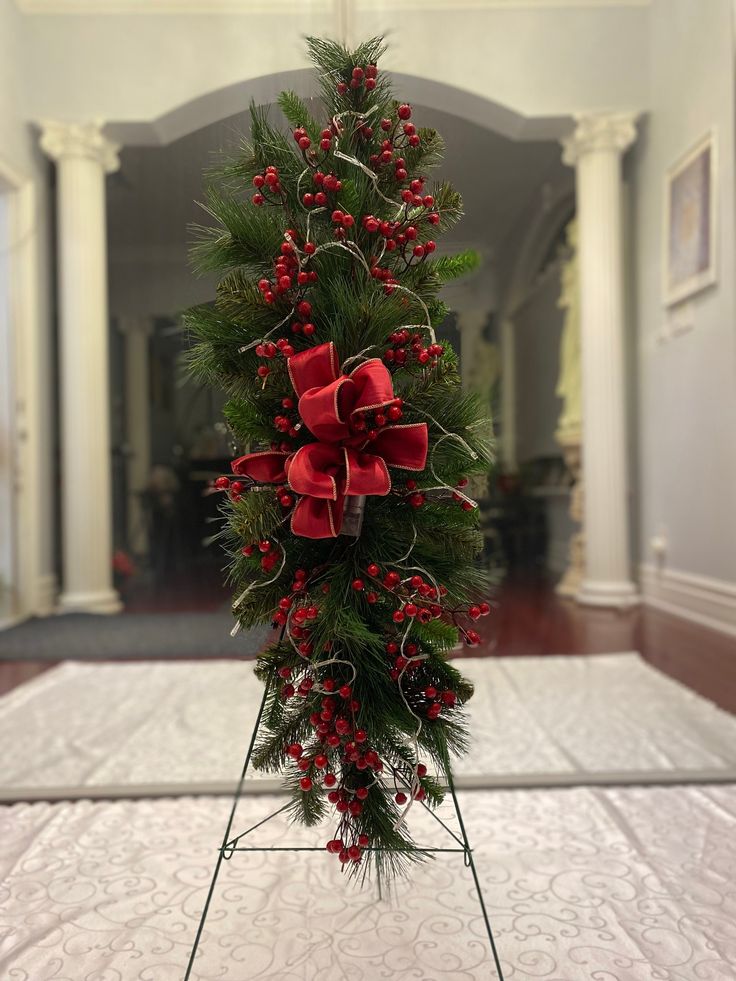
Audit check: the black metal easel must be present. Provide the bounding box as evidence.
[183,683,506,980]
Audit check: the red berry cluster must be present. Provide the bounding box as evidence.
[213,475,246,502]
[257,233,317,307]
[293,124,336,156]
[302,170,342,209]
[451,476,476,512]
[273,395,299,442]
[336,63,379,95]
[356,565,446,627]
[330,208,355,240]
[241,538,280,573]
[371,105,421,175]
[350,398,403,440]
[251,165,284,206]
[363,214,436,264]
[383,329,444,369]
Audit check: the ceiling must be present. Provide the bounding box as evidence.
[107,102,570,262]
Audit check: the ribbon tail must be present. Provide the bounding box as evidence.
[291,494,344,539]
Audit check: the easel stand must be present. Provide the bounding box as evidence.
[183,686,506,980]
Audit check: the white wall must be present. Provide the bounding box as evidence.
[0,0,56,615]
[632,0,736,627]
[19,3,649,135]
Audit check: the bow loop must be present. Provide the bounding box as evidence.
[349,359,397,417]
[288,342,339,398]
[298,376,355,443]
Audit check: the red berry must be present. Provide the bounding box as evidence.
[214,476,230,490]
[326,838,342,853]
[395,792,407,804]
[366,591,378,604]
[468,605,481,620]
[404,603,418,618]
[408,493,425,508]
[392,610,405,623]
[302,322,316,336]
[252,193,264,206]
[324,773,337,787]
[300,776,313,791]
[480,602,491,616]
[352,579,365,592]
[366,563,380,577]
[466,630,481,647]
[397,104,412,120]
[424,686,437,699]
[287,743,303,758]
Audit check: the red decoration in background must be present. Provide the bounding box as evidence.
[233,342,428,538]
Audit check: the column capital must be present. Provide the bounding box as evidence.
[561,112,639,167]
[39,121,120,174]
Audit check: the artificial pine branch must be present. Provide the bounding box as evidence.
[186,35,493,879]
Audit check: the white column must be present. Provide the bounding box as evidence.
[119,316,153,558]
[562,113,639,608]
[40,122,122,613]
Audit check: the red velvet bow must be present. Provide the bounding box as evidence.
[232,342,428,538]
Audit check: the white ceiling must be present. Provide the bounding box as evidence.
[107,103,570,259]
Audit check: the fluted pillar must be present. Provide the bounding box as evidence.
[119,316,153,558]
[562,113,639,607]
[40,122,122,613]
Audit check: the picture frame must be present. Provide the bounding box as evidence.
[663,130,717,306]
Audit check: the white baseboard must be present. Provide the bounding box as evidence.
[640,563,736,639]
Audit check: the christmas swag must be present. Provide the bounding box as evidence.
[186,35,493,880]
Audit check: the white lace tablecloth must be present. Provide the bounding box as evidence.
[1,654,735,798]
[1,784,734,980]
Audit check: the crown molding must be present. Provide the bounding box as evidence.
[14,0,649,13]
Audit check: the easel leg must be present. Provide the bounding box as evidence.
[448,774,506,981]
[183,681,271,980]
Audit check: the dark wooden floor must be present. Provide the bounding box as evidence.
[2,576,735,712]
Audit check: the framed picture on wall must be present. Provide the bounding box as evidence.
[663,130,717,306]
